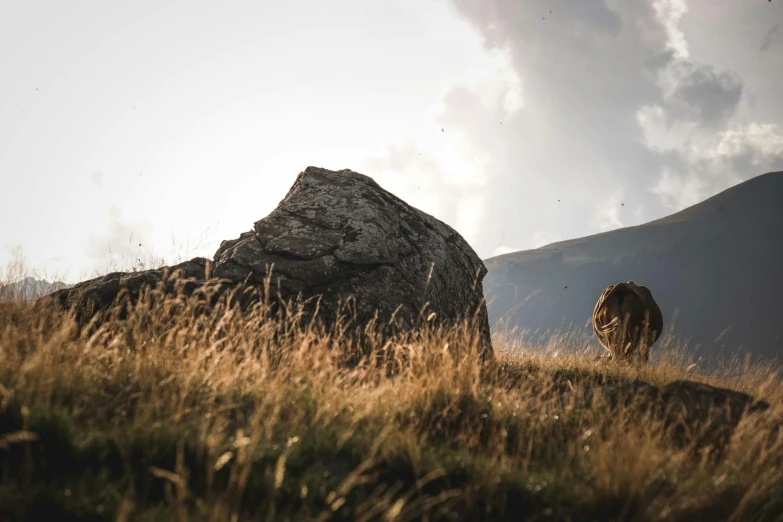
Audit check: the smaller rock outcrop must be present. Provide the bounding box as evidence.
[39,258,214,320]
[660,380,769,455]
[560,378,769,459]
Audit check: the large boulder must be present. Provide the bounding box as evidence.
[38,167,493,357]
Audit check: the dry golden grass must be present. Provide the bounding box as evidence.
[1,270,782,521]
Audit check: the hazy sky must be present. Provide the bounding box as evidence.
[1,0,782,283]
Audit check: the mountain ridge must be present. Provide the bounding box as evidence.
[0,276,71,302]
[483,170,783,362]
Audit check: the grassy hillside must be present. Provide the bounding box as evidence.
[1,278,782,521]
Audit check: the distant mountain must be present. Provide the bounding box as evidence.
[0,276,71,302]
[484,170,783,363]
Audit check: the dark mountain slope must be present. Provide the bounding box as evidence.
[484,171,783,362]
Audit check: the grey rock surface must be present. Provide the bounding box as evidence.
[39,258,214,320]
[212,167,492,355]
[38,167,493,357]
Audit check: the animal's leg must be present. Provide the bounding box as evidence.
[639,342,650,363]
[623,341,633,361]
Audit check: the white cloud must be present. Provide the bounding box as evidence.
[650,122,783,211]
[593,188,625,231]
[492,245,517,257]
[651,167,706,210]
[86,206,156,274]
[451,46,525,117]
[361,37,523,246]
[716,122,783,158]
[653,0,689,59]
[90,170,105,188]
[454,193,484,247]
[636,104,690,151]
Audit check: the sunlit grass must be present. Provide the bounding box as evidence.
[1,263,782,521]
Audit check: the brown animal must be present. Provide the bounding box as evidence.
[592,281,664,363]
